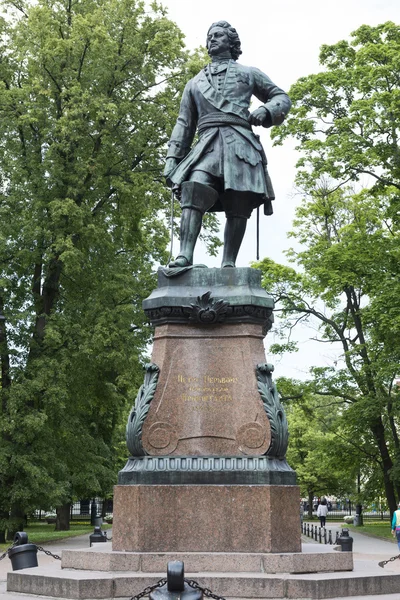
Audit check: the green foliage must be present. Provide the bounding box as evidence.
[279,379,358,501]
[273,22,400,198]
[0,0,210,533]
[256,22,400,515]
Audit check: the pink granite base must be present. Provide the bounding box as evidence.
[141,323,271,456]
[112,484,301,554]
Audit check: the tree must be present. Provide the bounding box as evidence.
[257,184,400,515]
[256,21,400,516]
[272,22,400,198]
[279,377,373,516]
[0,0,210,535]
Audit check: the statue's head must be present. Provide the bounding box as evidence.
[206,21,242,60]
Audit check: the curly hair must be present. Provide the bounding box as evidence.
[206,21,242,61]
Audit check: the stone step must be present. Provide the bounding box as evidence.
[60,544,353,574]
[7,564,400,599]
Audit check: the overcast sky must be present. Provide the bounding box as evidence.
[159,0,400,380]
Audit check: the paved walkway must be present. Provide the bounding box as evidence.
[1,524,400,599]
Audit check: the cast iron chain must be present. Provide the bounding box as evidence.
[378,554,400,568]
[0,541,17,562]
[129,578,167,600]
[35,545,61,560]
[185,579,227,600]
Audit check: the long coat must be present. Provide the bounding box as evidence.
[164,60,291,215]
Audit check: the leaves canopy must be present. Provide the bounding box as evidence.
[257,22,400,515]
[0,0,208,532]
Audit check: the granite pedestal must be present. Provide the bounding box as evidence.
[114,268,301,554]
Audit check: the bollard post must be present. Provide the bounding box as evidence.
[337,528,353,552]
[328,530,333,544]
[8,532,38,571]
[89,526,107,547]
[306,523,310,537]
[318,527,322,543]
[314,526,318,541]
[150,561,203,600]
[310,524,314,538]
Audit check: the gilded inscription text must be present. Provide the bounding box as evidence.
[177,374,237,406]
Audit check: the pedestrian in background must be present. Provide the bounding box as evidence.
[317,498,328,528]
[391,501,400,549]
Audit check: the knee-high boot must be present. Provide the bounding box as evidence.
[169,181,219,268]
[221,217,247,268]
[169,207,203,267]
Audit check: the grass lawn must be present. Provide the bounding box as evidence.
[0,521,111,552]
[346,521,393,541]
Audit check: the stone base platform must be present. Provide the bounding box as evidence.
[7,551,400,600]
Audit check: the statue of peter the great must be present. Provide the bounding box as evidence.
[164,20,291,269]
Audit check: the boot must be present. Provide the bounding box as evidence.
[168,207,203,267]
[168,181,219,268]
[221,217,247,268]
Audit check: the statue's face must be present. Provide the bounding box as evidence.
[207,26,231,57]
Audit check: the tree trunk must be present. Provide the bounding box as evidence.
[6,505,25,541]
[0,509,8,543]
[0,294,12,398]
[308,490,314,518]
[370,417,397,516]
[101,499,107,519]
[55,503,71,531]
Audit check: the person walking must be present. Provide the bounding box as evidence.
[317,498,329,528]
[391,501,400,550]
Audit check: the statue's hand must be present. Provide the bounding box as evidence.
[172,183,181,200]
[249,106,270,127]
[164,157,180,180]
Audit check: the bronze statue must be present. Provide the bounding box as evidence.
[164,21,291,268]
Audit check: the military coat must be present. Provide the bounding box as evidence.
[164,59,291,215]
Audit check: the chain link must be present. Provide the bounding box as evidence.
[0,541,17,562]
[129,578,167,600]
[35,545,61,561]
[185,578,227,600]
[378,553,400,568]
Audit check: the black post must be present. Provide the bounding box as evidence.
[90,499,97,526]
[356,503,363,526]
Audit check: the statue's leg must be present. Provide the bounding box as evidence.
[220,191,254,268]
[168,180,219,268]
[222,217,247,268]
